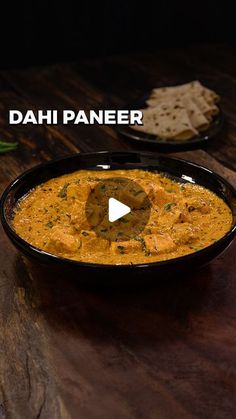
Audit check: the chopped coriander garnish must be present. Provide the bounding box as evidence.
[117,245,125,254]
[87,177,103,181]
[100,184,106,191]
[134,236,150,256]
[58,182,69,199]
[164,202,175,211]
[46,221,54,228]
[120,218,129,223]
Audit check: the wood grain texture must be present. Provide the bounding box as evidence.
[0,45,236,419]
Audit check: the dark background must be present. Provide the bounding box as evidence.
[1,0,234,69]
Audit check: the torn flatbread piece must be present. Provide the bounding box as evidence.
[146,94,210,131]
[181,94,210,131]
[149,81,219,105]
[192,95,219,119]
[132,81,220,141]
[132,102,198,140]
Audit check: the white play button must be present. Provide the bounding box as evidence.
[108,197,131,223]
[86,177,151,240]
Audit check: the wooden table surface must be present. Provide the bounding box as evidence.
[0,44,236,419]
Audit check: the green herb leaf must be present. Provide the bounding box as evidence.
[0,141,18,154]
[117,245,125,254]
[87,177,103,182]
[120,218,129,224]
[164,202,175,211]
[46,221,54,228]
[134,236,150,256]
[58,182,69,199]
[100,184,106,191]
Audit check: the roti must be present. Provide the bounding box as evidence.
[181,94,210,131]
[132,81,220,141]
[132,101,198,140]
[148,81,219,104]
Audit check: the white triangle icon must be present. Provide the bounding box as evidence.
[108,197,131,223]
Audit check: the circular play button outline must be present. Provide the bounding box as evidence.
[85,176,151,242]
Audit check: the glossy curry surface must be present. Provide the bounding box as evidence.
[12,169,233,265]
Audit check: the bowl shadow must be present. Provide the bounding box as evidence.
[13,254,227,347]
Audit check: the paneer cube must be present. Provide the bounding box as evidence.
[184,197,211,214]
[172,223,199,244]
[46,226,79,254]
[67,183,91,202]
[144,233,176,255]
[86,204,104,227]
[70,202,90,230]
[81,231,109,253]
[118,189,147,209]
[146,183,173,207]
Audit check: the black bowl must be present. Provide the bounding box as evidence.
[1,151,236,286]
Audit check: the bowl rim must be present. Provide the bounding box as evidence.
[1,150,236,270]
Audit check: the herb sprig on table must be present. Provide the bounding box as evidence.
[0,141,18,154]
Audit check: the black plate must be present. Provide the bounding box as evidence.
[117,93,224,151]
[1,151,236,285]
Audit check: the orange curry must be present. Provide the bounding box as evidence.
[13,169,232,264]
